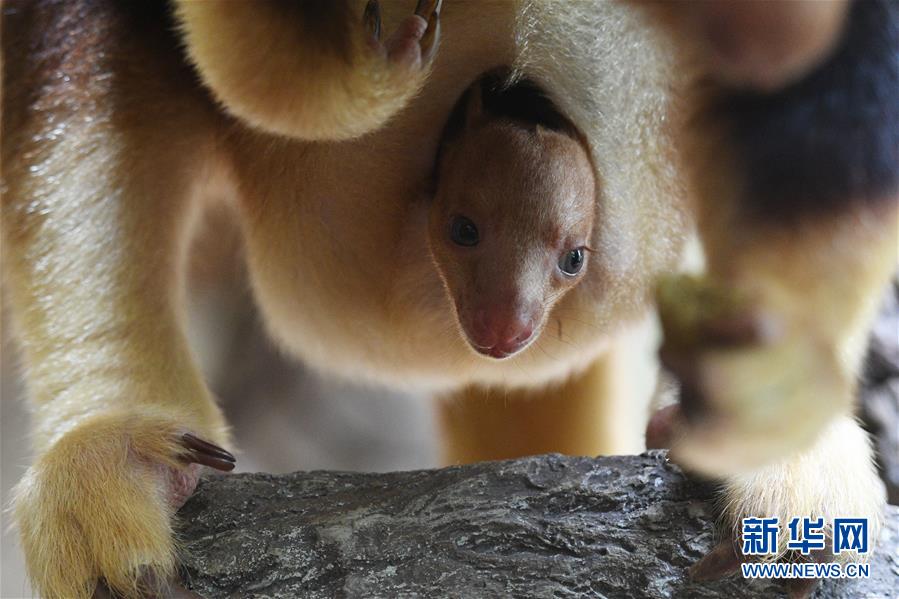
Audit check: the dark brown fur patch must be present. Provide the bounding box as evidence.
[711,0,899,221]
[1,0,201,150]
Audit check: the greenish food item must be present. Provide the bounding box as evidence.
[656,274,755,351]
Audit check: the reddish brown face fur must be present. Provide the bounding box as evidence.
[428,120,595,359]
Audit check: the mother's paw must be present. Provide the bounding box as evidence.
[13,412,233,599]
[655,274,848,476]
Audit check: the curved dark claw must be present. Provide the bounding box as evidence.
[786,577,820,599]
[690,531,833,596]
[659,311,776,377]
[363,0,381,41]
[700,312,779,348]
[667,372,708,425]
[414,0,440,18]
[373,0,439,71]
[690,539,742,582]
[784,547,832,598]
[415,0,442,61]
[645,404,681,450]
[656,281,780,427]
[180,433,235,472]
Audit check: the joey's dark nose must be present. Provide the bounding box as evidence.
[468,308,535,359]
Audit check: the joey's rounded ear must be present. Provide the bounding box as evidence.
[440,84,484,146]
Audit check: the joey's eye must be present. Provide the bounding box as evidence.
[450,215,479,247]
[558,248,585,276]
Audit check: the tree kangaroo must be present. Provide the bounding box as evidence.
[2,1,896,596]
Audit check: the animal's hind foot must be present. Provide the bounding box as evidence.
[647,410,884,599]
[364,0,441,71]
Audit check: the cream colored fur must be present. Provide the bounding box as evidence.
[1,1,892,597]
[234,1,686,392]
[721,415,885,562]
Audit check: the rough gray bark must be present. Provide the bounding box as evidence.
[861,279,899,504]
[177,452,899,598]
[174,281,899,598]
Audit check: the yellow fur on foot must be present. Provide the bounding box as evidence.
[12,411,209,599]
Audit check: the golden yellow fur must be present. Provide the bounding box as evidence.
[13,409,199,598]
[1,1,894,597]
[174,0,439,140]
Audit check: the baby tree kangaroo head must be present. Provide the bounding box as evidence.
[429,69,596,359]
